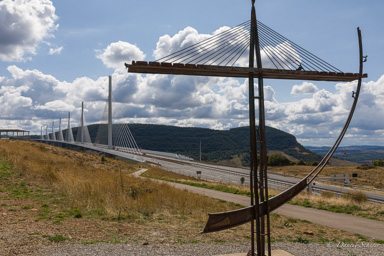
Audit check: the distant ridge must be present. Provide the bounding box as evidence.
[307,145,384,164]
[80,123,322,166]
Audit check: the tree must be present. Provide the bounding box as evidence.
[372,158,384,166]
[297,159,306,166]
[268,153,291,166]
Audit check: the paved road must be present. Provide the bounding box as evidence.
[138,170,384,240]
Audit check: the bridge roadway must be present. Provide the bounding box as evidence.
[39,140,384,204]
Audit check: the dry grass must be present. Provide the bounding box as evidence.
[0,140,239,222]
[0,139,381,252]
[269,165,384,189]
[143,166,199,182]
[290,191,384,221]
[144,167,384,222]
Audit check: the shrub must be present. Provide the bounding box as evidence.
[321,191,335,199]
[293,237,310,244]
[357,164,375,170]
[48,235,68,243]
[297,159,306,165]
[372,158,384,166]
[69,209,83,218]
[343,191,368,204]
[268,153,291,166]
[309,161,319,166]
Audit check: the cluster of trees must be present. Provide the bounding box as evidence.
[267,153,319,167]
[372,158,384,166]
[267,153,291,166]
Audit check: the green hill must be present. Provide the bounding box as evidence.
[78,124,322,166]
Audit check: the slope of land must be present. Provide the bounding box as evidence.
[1,140,381,255]
[79,124,323,165]
[307,145,384,164]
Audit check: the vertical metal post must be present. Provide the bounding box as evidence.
[108,76,113,149]
[81,102,84,144]
[249,1,262,255]
[254,2,272,254]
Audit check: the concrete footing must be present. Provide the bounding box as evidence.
[215,250,294,256]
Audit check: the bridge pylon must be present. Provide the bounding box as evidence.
[58,118,64,141]
[51,121,56,141]
[66,112,74,142]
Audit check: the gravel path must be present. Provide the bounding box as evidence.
[35,242,384,256]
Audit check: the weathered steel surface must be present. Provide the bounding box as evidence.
[125,62,367,82]
[202,179,307,233]
[203,206,254,233]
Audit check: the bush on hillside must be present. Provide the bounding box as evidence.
[372,158,384,167]
[297,159,306,165]
[268,153,291,166]
[357,164,375,170]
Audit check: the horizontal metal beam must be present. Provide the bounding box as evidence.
[126,61,367,82]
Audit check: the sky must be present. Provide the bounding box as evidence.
[0,0,383,147]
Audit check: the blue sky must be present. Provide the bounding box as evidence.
[0,0,383,147]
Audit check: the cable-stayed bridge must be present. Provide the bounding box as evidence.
[36,76,193,163]
[10,5,382,253]
[38,76,143,162]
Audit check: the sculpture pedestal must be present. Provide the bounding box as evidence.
[215,250,294,256]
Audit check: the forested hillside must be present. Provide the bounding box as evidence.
[78,124,322,165]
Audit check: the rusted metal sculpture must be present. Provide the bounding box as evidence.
[126,1,367,255]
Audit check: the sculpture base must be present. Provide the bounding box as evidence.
[215,250,294,256]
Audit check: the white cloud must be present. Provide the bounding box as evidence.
[291,82,319,94]
[1,24,383,147]
[260,41,301,69]
[35,100,75,112]
[6,65,64,104]
[49,46,63,55]
[96,41,145,69]
[152,25,299,69]
[153,26,211,60]
[0,0,58,61]
[0,85,32,119]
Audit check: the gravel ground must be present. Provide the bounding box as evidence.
[34,242,384,256]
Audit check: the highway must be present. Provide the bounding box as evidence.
[38,139,384,204]
[142,153,384,204]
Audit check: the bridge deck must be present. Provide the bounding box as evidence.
[126,61,367,82]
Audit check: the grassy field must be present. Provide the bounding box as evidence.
[142,167,384,222]
[0,140,382,254]
[268,165,384,189]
